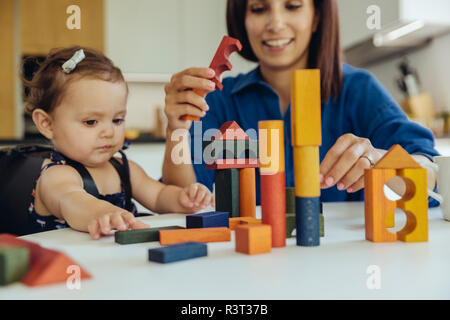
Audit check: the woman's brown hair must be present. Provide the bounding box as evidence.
[22,46,126,115]
[227,0,343,103]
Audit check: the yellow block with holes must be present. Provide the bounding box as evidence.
[290,70,321,147]
[396,168,428,242]
[293,146,320,197]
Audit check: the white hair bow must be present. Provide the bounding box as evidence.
[62,49,85,73]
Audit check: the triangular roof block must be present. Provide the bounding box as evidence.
[21,249,91,287]
[212,121,249,140]
[0,234,91,287]
[374,144,422,169]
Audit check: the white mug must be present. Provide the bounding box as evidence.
[420,156,450,221]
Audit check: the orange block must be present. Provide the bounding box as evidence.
[260,172,286,247]
[290,69,321,147]
[240,167,256,218]
[0,234,91,287]
[374,145,421,169]
[22,249,91,287]
[229,217,262,230]
[159,227,231,245]
[364,169,397,242]
[235,224,272,255]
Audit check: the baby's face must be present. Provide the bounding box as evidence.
[50,78,128,167]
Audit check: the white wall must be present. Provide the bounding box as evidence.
[338,0,400,48]
[399,0,450,24]
[105,0,255,132]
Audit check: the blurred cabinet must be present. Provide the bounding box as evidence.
[0,0,16,139]
[21,0,104,55]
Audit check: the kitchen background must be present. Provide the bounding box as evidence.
[1,0,449,154]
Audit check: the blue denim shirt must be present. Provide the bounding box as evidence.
[189,63,440,206]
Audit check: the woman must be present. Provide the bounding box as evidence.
[162,0,438,205]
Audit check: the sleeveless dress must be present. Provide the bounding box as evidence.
[27,150,137,234]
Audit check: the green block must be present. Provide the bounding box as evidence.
[286,187,295,214]
[286,213,324,237]
[115,226,184,245]
[320,213,324,237]
[0,247,29,286]
[286,213,296,238]
[215,169,240,218]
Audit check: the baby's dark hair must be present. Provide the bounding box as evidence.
[22,46,126,115]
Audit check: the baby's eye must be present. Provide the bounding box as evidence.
[84,120,97,126]
[113,118,124,125]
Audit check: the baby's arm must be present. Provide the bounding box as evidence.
[128,160,214,214]
[36,165,148,239]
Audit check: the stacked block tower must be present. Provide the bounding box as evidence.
[290,70,322,247]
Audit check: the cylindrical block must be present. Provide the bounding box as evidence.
[261,172,286,247]
[295,197,320,247]
[293,146,320,197]
[240,167,256,218]
[258,120,285,174]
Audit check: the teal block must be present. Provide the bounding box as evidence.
[115,226,184,245]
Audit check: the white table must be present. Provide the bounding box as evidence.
[1,202,449,300]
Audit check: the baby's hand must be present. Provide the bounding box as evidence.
[87,210,149,240]
[179,183,215,212]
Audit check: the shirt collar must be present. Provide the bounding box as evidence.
[231,66,273,95]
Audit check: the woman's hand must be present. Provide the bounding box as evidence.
[320,134,383,193]
[164,67,216,131]
[87,210,149,240]
[178,183,215,213]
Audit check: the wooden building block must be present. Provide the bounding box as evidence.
[186,212,229,229]
[205,158,259,170]
[286,187,295,214]
[286,213,296,238]
[181,36,242,121]
[258,120,285,174]
[0,234,91,287]
[148,242,207,264]
[159,227,231,245]
[209,36,243,90]
[295,197,320,246]
[261,172,286,247]
[293,146,320,197]
[364,169,398,242]
[212,121,249,140]
[397,168,428,242]
[320,213,324,237]
[235,224,272,255]
[229,217,261,230]
[0,247,29,286]
[290,70,321,147]
[21,249,91,287]
[115,226,184,245]
[203,140,258,161]
[215,168,240,218]
[240,167,256,218]
[374,144,421,169]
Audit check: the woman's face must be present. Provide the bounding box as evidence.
[245,0,318,71]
